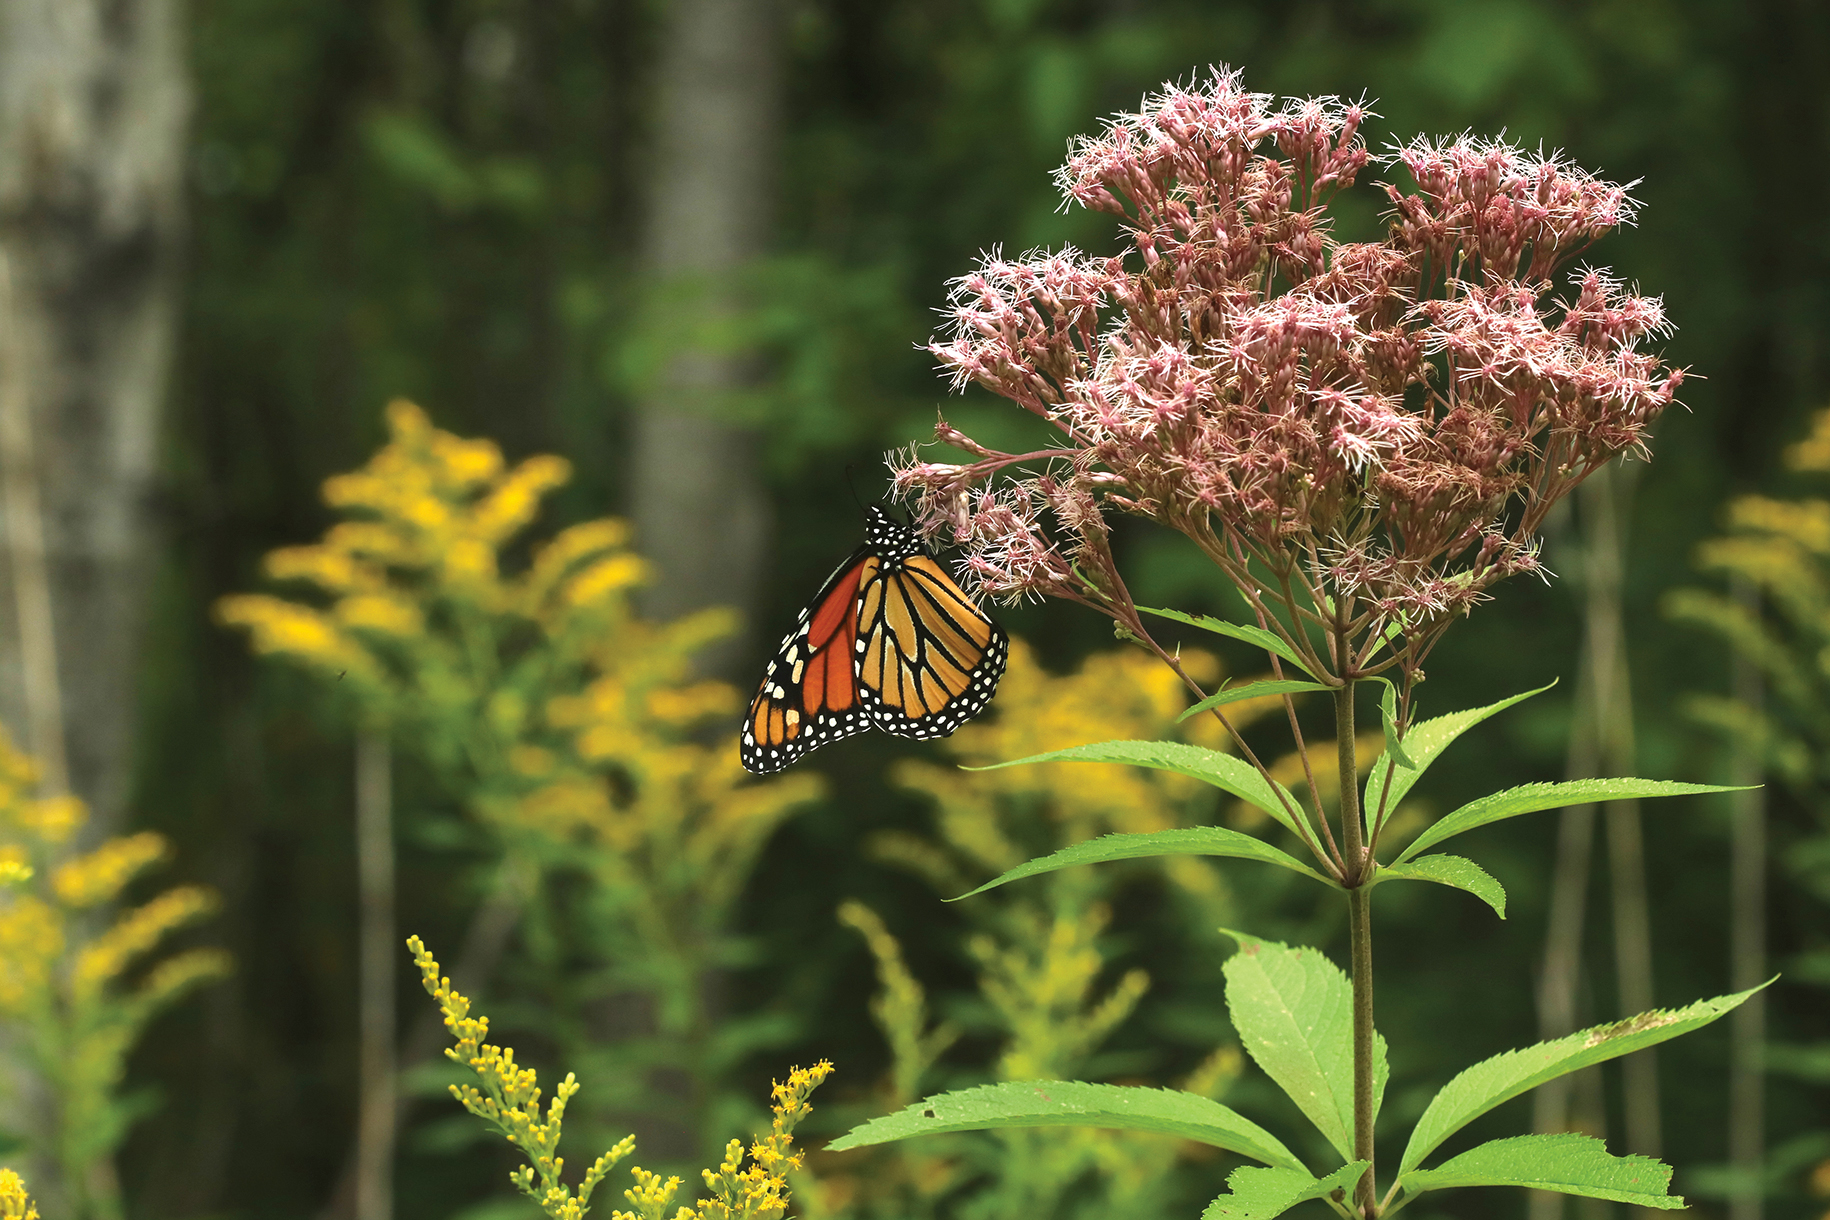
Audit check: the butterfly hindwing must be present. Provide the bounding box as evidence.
[855,552,1008,740]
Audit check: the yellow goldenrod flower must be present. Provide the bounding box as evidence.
[336,594,425,636]
[411,935,829,1220]
[73,886,220,998]
[0,1168,39,1220]
[51,832,168,908]
[0,896,62,1014]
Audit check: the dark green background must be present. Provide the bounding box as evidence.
[124,1,1829,1216]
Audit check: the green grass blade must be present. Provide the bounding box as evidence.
[1361,683,1555,834]
[1376,855,1506,918]
[1399,1134,1683,1209]
[1202,1161,1368,1219]
[1397,985,1767,1178]
[1178,680,1332,724]
[1222,931,1387,1161]
[825,1080,1303,1170]
[951,828,1334,900]
[1137,606,1319,678]
[1396,778,1743,864]
[967,740,1306,837]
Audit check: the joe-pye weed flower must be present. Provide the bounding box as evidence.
[896,69,1681,798]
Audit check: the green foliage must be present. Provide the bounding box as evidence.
[1372,856,1505,919]
[1397,1134,1683,1210]
[1136,607,1321,679]
[840,683,1735,1217]
[1359,683,1554,835]
[956,828,1330,896]
[1396,776,1738,862]
[827,1081,1299,1170]
[972,741,1305,837]
[1179,682,1333,725]
[1200,1162,1367,1220]
[1218,934,1387,1162]
[1395,986,1763,1179]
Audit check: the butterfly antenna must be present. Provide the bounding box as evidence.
[842,464,870,515]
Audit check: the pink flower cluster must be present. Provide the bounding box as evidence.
[893,67,1683,679]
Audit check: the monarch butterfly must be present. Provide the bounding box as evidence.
[740,506,1008,774]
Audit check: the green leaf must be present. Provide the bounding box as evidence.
[1396,778,1743,863]
[1400,1134,1683,1209]
[1376,855,1506,918]
[1221,931,1387,1160]
[1201,1161,1368,1219]
[968,740,1306,838]
[1179,680,1332,724]
[825,1080,1303,1170]
[1397,985,1767,1178]
[1361,683,1555,833]
[1137,606,1319,677]
[951,828,1334,900]
[1369,678,1415,769]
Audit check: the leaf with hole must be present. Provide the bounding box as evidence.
[825,1080,1302,1170]
[1397,985,1767,1177]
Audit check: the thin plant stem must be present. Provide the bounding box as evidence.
[1336,682,1376,1217]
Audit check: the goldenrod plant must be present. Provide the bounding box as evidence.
[408,934,830,1220]
[0,1169,39,1220]
[220,401,820,1160]
[826,643,1270,1220]
[0,733,229,1220]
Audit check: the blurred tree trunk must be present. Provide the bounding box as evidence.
[630,0,781,666]
[0,0,186,1212]
[0,0,186,832]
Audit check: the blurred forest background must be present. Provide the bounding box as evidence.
[0,0,1826,1218]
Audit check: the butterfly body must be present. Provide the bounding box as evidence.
[741,507,1007,774]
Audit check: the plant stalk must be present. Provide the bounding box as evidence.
[1336,682,1376,1217]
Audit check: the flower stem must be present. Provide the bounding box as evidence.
[1335,682,1377,1217]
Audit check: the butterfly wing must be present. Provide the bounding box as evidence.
[855,553,1008,740]
[740,546,875,774]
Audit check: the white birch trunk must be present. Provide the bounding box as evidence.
[0,1,187,1212]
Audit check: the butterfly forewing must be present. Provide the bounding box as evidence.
[739,548,874,774]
